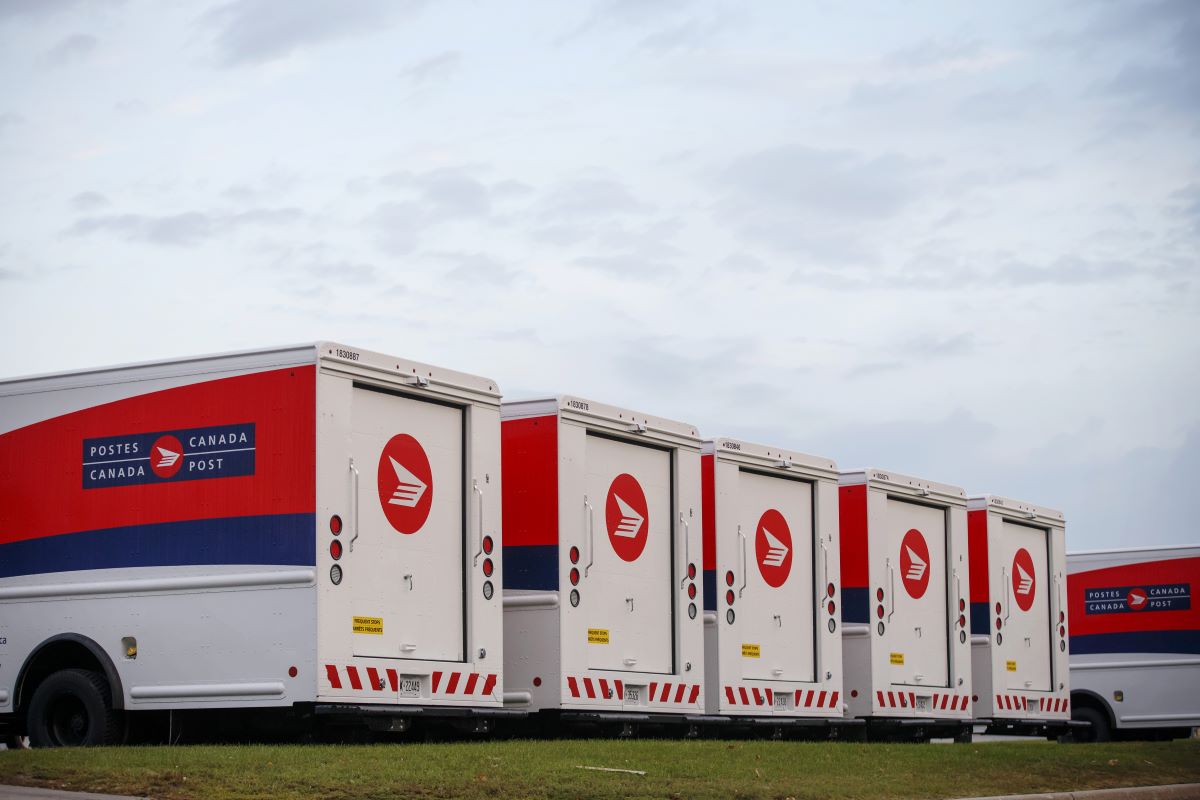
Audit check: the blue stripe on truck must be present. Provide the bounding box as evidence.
[1070,630,1200,656]
[0,513,316,579]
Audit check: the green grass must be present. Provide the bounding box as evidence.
[1,739,1198,800]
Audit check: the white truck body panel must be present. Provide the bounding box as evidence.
[702,438,843,717]
[0,343,504,718]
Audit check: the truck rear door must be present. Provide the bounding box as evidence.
[1000,521,1052,692]
[738,470,815,683]
[887,497,949,688]
[348,385,465,663]
[584,433,673,675]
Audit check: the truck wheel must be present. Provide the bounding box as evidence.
[1072,706,1111,743]
[27,669,123,748]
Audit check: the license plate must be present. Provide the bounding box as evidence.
[399,678,421,698]
[774,693,788,709]
[625,686,642,704]
[914,696,930,711]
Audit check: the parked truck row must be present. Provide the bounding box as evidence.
[1,343,1195,747]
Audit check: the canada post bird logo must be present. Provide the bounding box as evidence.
[900,528,931,599]
[377,434,433,534]
[1012,548,1037,611]
[1126,588,1148,610]
[755,508,793,588]
[149,435,184,479]
[605,473,649,562]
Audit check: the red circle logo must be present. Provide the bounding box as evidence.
[605,473,649,562]
[899,528,931,599]
[149,435,184,479]
[754,509,793,588]
[1011,548,1037,611]
[377,434,433,534]
[1126,588,1148,610]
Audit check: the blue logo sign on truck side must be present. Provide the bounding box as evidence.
[1084,583,1191,614]
[82,423,256,488]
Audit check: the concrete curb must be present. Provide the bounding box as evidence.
[0,787,145,800]
[955,784,1200,800]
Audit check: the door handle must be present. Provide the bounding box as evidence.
[1003,567,1012,623]
[887,559,896,622]
[348,458,360,553]
[584,496,596,577]
[472,479,484,566]
[738,526,748,598]
[679,512,690,589]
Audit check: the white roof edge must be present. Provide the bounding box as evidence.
[0,342,320,389]
[504,394,698,440]
[967,494,1065,523]
[838,467,966,500]
[1068,543,1200,557]
[704,437,837,473]
[316,341,500,397]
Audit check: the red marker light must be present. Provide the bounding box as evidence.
[688,563,697,580]
[726,590,735,605]
[688,583,697,600]
[569,546,580,564]
[570,567,580,585]
[330,540,342,560]
[482,558,494,577]
[876,588,885,602]
[827,600,836,615]
[482,535,493,555]
[876,605,885,619]
[725,571,735,587]
[329,515,342,535]
[827,583,835,597]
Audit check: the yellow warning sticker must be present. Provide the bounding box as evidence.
[352,616,383,635]
[742,643,761,658]
[587,628,609,645]
[1006,660,1017,672]
[890,652,905,665]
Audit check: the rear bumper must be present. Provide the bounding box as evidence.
[981,717,1088,736]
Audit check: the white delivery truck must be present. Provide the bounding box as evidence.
[701,438,848,735]
[838,469,974,741]
[1067,545,1200,741]
[967,495,1076,737]
[0,343,507,747]
[500,396,705,732]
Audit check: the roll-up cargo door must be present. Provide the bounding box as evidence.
[1000,521,1052,692]
[886,497,949,688]
[348,386,465,662]
[738,470,816,683]
[583,434,673,674]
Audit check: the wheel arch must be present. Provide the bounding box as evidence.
[1069,688,1115,728]
[15,633,125,712]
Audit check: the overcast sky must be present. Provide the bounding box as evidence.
[1,0,1196,550]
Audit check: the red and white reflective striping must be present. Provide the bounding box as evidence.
[566,676,701,706]
[324,664,497,697]
[1039,696,1069,714]
[875,690,969,711]
[722,686,840,710]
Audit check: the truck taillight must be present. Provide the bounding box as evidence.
[483,535,493,554]
[330,540,342,560]
[688,563,697,580]
[995,617,1002,629]
[688,583,697,600]
[330,564,343,585]
[876,587,884,601]
[570,546,580,564]
[958,598,965,611]
[827,600,836,615]
[827,582,835,597]
[726,590,735,605]
[482,558,494,577]
[725,571,734,587]
[329,515,342,535]
[876,605,885,619]
[570,567,580,585]
[482,581,494,600]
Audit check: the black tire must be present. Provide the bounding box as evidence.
[27,669,123,748]
[1072,705,1111,743]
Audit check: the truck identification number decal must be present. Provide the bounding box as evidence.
[587,628,609,645]
[353,616,384,635]
[890,652,904,665]
[82,423,256,489]
[741,643,760,658]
